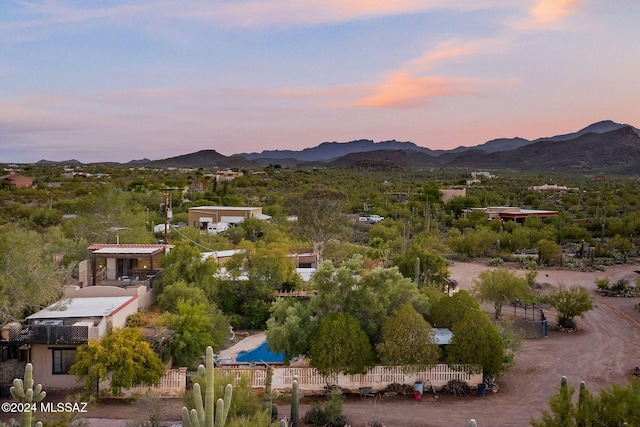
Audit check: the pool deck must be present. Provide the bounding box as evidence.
[219,331,266,362]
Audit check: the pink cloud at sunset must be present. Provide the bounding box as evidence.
[5,0,517,32]
[531,0,584,23]
[350,73,475,108]
[1,0,638,163]
[512,0,585,29]
[405,38,508,74]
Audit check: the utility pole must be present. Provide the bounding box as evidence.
[163,192,169,244]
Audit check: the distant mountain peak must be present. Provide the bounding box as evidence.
[537,120,640,142]
[37,158,81,164]
[240,139,433,162]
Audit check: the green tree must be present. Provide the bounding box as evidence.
[309,256,429,342]
[376,303,441,372]
[265,299,318,364]
[70,328,165,397]
[309,312,375,376]
[393,234,449,288]
[286,187,349,262]
[68,185,156,244]
[538,239,563,266]
[429,290,479,329]
[446,227,501,258]
[163,300,230,368]
[156,280,209,312]
[246,243,299,288]
[446,309,505,377]
[473,268,532,319]
[366,236,390,267]
[158,241,219,296]
[0,225,76,323]
[547,284,595,329]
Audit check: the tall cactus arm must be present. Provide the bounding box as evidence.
[181,407,194,427]
[291,377,299,427]
[10,379,25,400]
[193,383,205,427]
[221,384,233,423]
[214,399,224,427]
[205,347,215,427]
[180,346,233,427]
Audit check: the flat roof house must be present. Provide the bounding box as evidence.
[463,207,559,223]
[1,296,138,390]
[77,244,170,308]
[188,206,270,230]
[0,173,33,188]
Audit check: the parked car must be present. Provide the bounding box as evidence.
[358,215,384,224]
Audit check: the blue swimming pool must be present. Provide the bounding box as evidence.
[236,341,285,364]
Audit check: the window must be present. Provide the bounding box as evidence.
[52,348,76,375]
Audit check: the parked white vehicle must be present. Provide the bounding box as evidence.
[207,222,230,234]
[358,214,384,224]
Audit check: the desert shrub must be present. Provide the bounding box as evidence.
[125,397,161,427]
[525,265,539,287]
[611,279,630,293]
[126,312,147,327]
[595,277,610,290]
[563,259,586,271]
[559,318,576,329]
[324,394,345,425]
[303,394,349,427]
[487,257,505,267]
[303,404,328,426]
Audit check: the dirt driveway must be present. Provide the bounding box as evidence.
[280,261,640,427]
[6,262,637,427]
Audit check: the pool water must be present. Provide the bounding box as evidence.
[236,341,285,364]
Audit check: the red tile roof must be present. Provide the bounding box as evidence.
[87,243,169,250]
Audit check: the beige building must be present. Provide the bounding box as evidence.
[0,173,33,188]
[188,206,269,229]
[1,295,139,390]
[464,206,559,222]
[440,188,466,203]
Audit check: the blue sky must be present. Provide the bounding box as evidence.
[1,1,639,163]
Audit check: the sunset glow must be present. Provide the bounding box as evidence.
[0,1,637,163]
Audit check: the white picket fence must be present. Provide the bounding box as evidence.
[116,367,188,398]
[218,364,483,395]
[109,364,481,398]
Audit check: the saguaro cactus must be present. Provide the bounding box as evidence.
[290,375,299,427]
[9,363,45,427]
[575,380,594,426]
[262,367,275,411]
[262,367,279,420]
[181,346,233,427]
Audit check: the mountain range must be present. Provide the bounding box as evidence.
[38,120,640,173]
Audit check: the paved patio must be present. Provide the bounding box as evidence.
[218,331,266,363]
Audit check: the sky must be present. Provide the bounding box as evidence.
[1,0,639,163]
